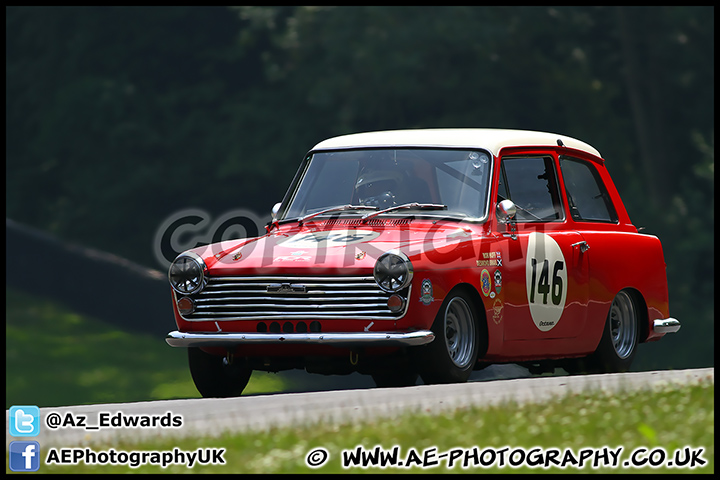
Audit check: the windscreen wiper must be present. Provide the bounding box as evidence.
[361,203,448,223]
[298,205,378,225]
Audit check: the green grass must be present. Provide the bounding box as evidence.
[5,288,287,408]
[15,380,714,474]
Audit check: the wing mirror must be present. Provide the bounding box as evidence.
[496,199,517,223]
[497,199,517,240]
[266,202,283,233]
[271,202,282,222]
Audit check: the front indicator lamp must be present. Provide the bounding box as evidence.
[387,294,406,313]
[177,297,196,316]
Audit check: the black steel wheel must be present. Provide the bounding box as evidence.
[564,290,639,374]
[416,291,480,384]
[188,347,252,398]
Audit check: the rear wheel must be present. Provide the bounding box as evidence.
[564,290,639,374]
[188,347,252,398]
[416,291,480,384]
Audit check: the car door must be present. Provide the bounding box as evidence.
[495,153,590,341]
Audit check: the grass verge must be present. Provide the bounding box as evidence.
[5,287,287,408]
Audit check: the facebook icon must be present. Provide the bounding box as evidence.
[9,441,41,472]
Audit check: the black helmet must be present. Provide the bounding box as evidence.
[355,169,404,208]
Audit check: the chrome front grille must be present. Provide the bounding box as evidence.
[180,276,407,322]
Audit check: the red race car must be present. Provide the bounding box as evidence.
[166,129,680,397]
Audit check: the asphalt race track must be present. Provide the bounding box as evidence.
[6,367,713,448]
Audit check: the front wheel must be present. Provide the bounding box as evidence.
[188,347,252,398]
[416,291,480,384]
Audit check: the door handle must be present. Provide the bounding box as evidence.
[571,241,590,253]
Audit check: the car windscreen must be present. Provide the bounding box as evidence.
[283,148,492,220]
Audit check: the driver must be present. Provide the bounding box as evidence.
[355,169,405,208]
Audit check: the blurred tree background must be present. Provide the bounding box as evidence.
[6,6,713,370]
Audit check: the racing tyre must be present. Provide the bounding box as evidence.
[416,291,480,384]
[565,290,639,374]
[188,347,252,398]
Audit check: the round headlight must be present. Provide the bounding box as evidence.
[169,252,207,295]
[374,251,413,292]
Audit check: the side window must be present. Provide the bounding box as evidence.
[499,156,564,222]
[559,156,618,223]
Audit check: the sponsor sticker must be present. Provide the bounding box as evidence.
[492,298,504,324]
[494,269,502,294]
[477,251,503,267]
[420,279,434,305]
[480,269,492,297]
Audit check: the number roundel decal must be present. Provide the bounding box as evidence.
[278,230,381,248]
[525,232,567,331]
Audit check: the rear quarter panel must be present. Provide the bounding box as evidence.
[580,229,670,344]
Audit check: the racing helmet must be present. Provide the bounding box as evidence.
[355,169,405,208]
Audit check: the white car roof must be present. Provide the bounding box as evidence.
[311,128,601,158]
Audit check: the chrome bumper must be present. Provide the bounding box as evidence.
[166,330,435,348]
[653,318,681,334]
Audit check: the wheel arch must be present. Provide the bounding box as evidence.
[621,287,650,344]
